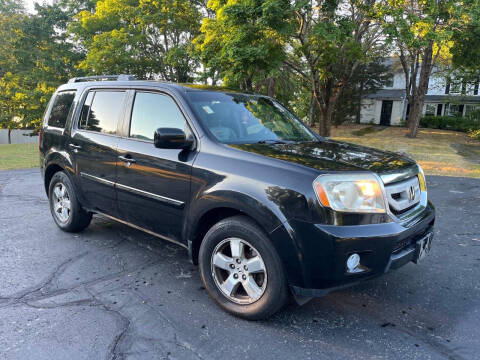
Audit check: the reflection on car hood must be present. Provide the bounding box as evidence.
[229,140,418,181]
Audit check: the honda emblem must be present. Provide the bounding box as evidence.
[408,186,416,202]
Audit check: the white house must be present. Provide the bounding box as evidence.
[360,59,480,125]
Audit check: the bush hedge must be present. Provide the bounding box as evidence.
[419,115,480,133]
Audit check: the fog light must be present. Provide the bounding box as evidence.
[346,253,361,272]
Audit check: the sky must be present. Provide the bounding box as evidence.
[25,0,54,13]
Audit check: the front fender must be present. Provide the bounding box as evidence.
[185,189,286,241]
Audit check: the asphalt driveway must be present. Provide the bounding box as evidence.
[0,169,479,359]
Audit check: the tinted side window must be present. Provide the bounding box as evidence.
[47,91,76,128]
[83,91,126,135]
[78,91,94,130]
[129,92,186,141]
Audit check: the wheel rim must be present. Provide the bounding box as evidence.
[211,237,267,305]
[52,183,71,223]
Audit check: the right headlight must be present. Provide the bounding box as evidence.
[417,164,427,192]
[313,173,388,213]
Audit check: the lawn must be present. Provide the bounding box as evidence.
[331,125,480,178]
[0,143,39,171]
[1,127,479,178]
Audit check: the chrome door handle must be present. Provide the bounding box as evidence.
[69,143,82,152]
[118,155,136,165]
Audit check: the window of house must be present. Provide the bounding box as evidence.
[465,104,478,116]
[449,81,462,94]
[425,104,437,116]
[78,91,126,135]
[447,104,460,117]
[47,91,76,128]
[129,92,186,142]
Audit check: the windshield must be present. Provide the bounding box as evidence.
[185,92,318,144]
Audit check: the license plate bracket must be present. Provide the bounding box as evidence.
[414,232,433,263]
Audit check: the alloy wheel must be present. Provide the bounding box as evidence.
[52,183,71,223]
[211,237,267,305]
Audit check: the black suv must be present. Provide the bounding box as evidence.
[40,75,435,319]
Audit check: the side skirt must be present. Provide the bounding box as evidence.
[95,211,188,250]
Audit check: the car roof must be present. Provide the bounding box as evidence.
[56,79,249,95]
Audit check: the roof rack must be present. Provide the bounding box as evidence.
[68,74,136,83]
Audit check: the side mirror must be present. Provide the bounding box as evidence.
[153,128,193,149]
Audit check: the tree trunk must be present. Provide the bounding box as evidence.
[356,80,364,124]
[407,43,434,138]
[307,93,316,127]
[407,98,422,137]
[8,128,12,144]
[267,78,275,97]
[243,77,253,92]
[318,106,333,137]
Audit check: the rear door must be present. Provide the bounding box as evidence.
[116,90,196,243]
[69,89,127,216]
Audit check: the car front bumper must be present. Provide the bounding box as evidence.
[270,201,436,297]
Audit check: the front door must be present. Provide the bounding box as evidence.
[70,90,127,216]
[380,100,393,126]
[115,91,196,243]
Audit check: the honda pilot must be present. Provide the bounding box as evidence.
[39,75,435,319]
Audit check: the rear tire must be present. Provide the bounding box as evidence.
[199,215,288,320]
[48,171,92,232]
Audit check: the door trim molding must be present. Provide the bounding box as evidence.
[80,172,115,187]
[116,182,185,208]
[79,172,185,208]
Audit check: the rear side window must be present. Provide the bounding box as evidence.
[78,91,126,135]
[47,91,76,128]
[129,92,186,141]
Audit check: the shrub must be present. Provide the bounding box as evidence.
[419,115,480,133]
[468,129,480,140]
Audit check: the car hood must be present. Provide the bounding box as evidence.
[229,140,418,183]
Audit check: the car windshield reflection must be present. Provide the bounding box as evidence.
[186,92,318,144]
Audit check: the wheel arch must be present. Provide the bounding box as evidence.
[44,163,66,195]
[43,149,76,194]
[188,206,278,265]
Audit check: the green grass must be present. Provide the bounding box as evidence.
[351,125,387,137]
[1,127,479,178]
[0,143,39,171]
[332,125,480,178]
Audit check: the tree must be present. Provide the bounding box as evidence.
[377,0,467,138]
[333,60,390,125]
[286,0,385,137]
[196,0,384,137]
[70,0,202,81]
[0,2,81,141]
[194,0,290,92]
[451,0,480,70]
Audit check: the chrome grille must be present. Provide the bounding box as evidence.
[385,176,420,214]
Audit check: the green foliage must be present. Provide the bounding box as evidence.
[419,116,480,133]
[468,129,480,140]
[333,60,391,125]
[71,0,202,82]
[0,3,81,135]
[451,0,480,70]
[0,0,478,142]
[375,0,469,137]
[195,0,290,90]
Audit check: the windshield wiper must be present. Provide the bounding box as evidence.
[256,139,289,144]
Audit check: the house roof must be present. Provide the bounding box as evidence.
[424,95,480,103]
[365,89,405,100]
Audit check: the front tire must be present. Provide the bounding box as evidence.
[48,171,92,232]
[199,215,288,320]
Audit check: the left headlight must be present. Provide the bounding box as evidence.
[313,173,387,213]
